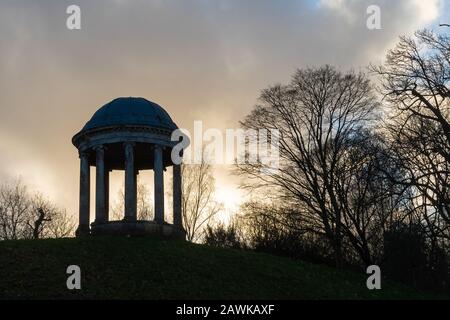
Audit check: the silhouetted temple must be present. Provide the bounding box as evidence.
[72,97,186,239]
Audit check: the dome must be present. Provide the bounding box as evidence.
[81,97,178,132]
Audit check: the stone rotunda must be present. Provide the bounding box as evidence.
[72,97,186,239]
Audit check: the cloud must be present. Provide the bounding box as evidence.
[0,0,445,214]
[318,0,361,22]
[410,0,442,24]
[319,0,442,29]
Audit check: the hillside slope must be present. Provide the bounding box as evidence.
[0,236,437,299]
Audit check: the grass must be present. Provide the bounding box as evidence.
[0,236,443,299]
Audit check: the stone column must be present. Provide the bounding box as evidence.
[173,164,183,229]
[154,145,165,224]
[95,145,106,224]
[76,151,90,236]
[104,169,110,222]
[124,142,137,221]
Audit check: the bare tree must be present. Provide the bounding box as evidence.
[108,163,220,242]
[372,29,450,242]
[0,180,75,240]
[111,181,153,221]
[0,180,30,240]
[24,193,75,239]
[333,130,410,265]
[45,208,76,238]
[236,66,381,267]
[182,160,222,243]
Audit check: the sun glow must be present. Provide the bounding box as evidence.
[215,185,243,223]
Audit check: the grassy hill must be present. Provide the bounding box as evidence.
[0,236,441,299]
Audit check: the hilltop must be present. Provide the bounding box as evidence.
[0,236,438,299]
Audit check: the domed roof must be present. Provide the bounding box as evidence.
[81,97,178,132]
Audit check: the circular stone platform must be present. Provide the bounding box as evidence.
[90,221,186,239]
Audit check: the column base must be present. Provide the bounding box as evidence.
[92,219,107,225]
[75,224,91,237]
[154,217,165,225]
[123,216,137,223]
[90,220,186,240]
[173,227,187,241]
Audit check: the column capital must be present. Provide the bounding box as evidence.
[152,144,165,151]
[78,150,90,159]
[94,145,106,152]
[123,141,136,148]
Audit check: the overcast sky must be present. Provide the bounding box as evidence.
[0,0,448,220]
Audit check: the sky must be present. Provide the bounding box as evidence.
[0,0,448,222]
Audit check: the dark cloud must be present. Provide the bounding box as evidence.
[0,0,444,214]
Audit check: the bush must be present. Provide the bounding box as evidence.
[383,222,449,293]
[203,223,245,250]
